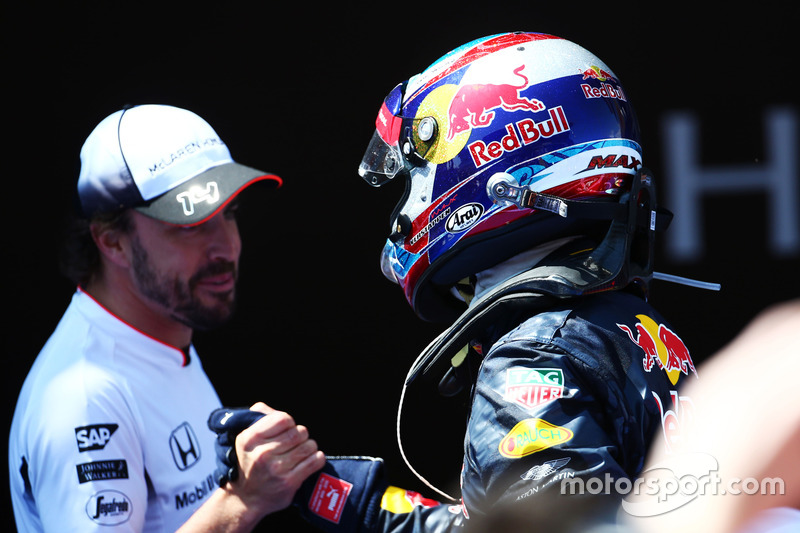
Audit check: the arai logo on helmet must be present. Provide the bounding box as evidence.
[446,202,484,233]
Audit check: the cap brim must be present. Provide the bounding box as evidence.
[135,163,282,226]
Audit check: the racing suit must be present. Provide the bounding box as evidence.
[212,247,698,532]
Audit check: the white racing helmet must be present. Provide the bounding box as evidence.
[360,32,664,322]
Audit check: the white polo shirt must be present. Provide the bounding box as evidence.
[9,289,223,532]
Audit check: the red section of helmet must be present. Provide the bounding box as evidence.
[401,252,430,309]
[544,172,631,199]
[408,33,560,104]
[375,101,403,146]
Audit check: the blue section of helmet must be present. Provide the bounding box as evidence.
[383,239,421,284]
[384,83,405,116]
[510,139,643,187]
[419,72,639,203]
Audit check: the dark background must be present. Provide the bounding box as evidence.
[3,2,797,531]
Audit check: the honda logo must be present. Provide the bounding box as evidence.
[169,423,201,471]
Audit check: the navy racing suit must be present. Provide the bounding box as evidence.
[211,285,697,533]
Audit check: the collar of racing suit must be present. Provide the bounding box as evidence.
[457,236,582,306]
[406,235,650,395]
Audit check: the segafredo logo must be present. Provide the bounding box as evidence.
[85,490,132,526]
[446,202,484,233]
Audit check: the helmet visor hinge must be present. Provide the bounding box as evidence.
[389,213,412,243]
[487,173,568,217]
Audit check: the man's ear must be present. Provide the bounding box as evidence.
[90,222,132,268]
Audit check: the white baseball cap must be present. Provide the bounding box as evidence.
[77,104,282,225]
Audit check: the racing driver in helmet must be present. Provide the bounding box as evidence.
[210,32,711,532]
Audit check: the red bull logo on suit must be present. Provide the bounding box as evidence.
[617,314,697,385]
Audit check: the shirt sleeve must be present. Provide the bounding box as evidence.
[24,365,148,532]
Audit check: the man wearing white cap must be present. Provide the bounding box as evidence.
[8,104,325,532]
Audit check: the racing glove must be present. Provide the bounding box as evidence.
[207,406,265,486]
[208,407,388,532]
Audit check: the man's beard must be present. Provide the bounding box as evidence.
[129,236,237,331]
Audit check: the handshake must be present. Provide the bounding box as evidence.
[207,405,388,532]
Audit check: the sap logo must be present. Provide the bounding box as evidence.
[75,424,119,452]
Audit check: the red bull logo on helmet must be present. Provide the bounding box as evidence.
[468,106,571,168]
[581,65,615,82]
[580,65,627,102]
[446,65,544,141]
[617,314,697,385]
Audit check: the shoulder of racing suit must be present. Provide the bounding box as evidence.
[406,237,649,395]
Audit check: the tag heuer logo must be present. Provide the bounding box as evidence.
[505,367,564,409]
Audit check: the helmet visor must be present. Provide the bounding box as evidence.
[359,129,404,187]
[359,82,406,187]
[359,81,443,187]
